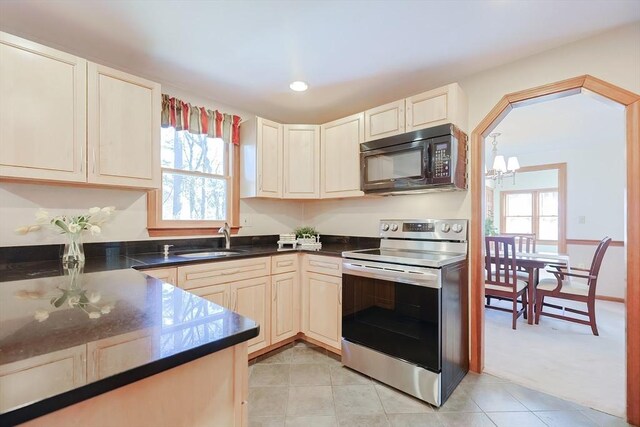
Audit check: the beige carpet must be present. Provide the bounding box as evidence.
[484,297,626,418]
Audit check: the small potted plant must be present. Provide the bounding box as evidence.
[294,226,321,249]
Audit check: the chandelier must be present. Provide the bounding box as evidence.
[485,132,520,184]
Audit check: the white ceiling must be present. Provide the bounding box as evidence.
[0,1,638,123]
[486,92,626,167]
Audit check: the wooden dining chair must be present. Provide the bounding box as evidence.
[534,237,612,335]
[484,236,529,329]
[486,234,535,309]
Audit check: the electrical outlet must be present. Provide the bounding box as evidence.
[578,216,586,224]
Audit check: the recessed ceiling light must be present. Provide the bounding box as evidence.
[289,81,308,92]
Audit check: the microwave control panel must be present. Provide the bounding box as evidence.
[433,142,451,178]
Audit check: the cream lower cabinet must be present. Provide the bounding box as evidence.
[0,32,86,183]
[321,113,365,198]
[231,276,271,353]
[0,345,87,413]
[176,257,272,354]
[271,271,299,343]
[87,329,154,382]
[191,283,231,309]
[302,255,343,351]
[142,267,177,286]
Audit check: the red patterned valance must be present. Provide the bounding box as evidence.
[161,94,241,145]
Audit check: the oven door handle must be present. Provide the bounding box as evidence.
[342,261,441,289]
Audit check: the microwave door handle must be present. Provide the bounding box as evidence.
[425,143,433,181]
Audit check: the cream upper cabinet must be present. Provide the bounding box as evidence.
[240,117,283,198]
[405,83,468,133]
[364,99,405,142]
[0,32,87,183]
[87,62,160,188]
[231,276,271,353]
[320,113,364,198]
[0,31,161,189]
[271,271,299,343]
[283,124,320,199]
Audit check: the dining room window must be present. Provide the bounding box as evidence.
[502,189,559,242]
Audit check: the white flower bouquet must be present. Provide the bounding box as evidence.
[17,206,116,264]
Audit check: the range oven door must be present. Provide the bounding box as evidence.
[341,260,442,374]
[361,140,429,193]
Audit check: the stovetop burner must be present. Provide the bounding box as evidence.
[342,219,468,269]
[343,247,466,268]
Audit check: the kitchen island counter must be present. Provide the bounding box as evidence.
[0,268,258,426]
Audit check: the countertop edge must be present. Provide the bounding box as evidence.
[0,325,259,426]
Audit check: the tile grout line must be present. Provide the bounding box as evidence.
[370,381,391,425]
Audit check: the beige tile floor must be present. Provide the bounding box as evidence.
[248,341,630,427]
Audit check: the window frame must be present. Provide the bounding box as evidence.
[500,188,559,245]
[147,129,240,237]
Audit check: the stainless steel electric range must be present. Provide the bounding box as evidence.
[341,219,469,407]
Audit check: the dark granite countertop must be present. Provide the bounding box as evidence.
[0,237,380,283]
[0,269,259,425]
[0,235,379,424]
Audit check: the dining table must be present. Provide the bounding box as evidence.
[486,252,570,325]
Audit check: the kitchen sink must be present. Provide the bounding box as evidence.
[176,250,242,258]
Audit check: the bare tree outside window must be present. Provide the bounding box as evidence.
[160,127,228,221]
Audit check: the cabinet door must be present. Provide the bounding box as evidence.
[142,267,177,286]
[405,83,467,133]
[87,329,154,382]
[283,124,320,198]
[257,117,283,198]
[231,276,270,353]
[364,99,405,142]
[177,257,271,290]
[0,32,86,183]
[271,271,299,344]
[321,113,365,198]
[0,345,86,413]
[190,283,231,309]
[87,62,160,189]
[305,272,342,350]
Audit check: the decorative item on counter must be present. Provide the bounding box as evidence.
[15,265,115,322]
[277,233,297,249]
[294,226,322,250]
[16,206,116,266]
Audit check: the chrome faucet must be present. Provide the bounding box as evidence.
[219,222,231,249]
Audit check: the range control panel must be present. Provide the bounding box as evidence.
[380,219,467,241]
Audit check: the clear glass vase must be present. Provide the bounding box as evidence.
[62,232,85,266]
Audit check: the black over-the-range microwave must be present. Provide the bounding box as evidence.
[360,123,468,194]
